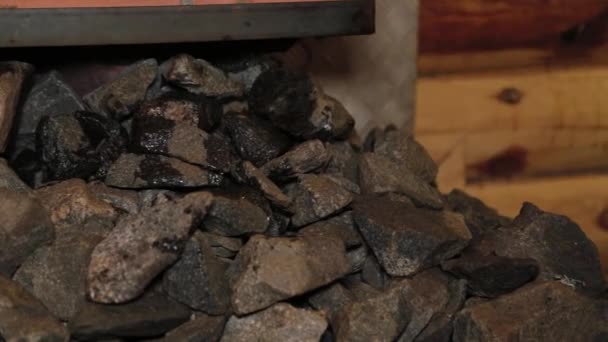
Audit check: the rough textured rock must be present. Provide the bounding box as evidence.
[221,303,327,342]
[37,111,128,181]
[325,141,360,184]
[223,112,293,167]
[0,276,69,342]
[204,194,269,236]
[353,197,472,276]
[298,218,363,250]
[105,153,223,189]
[69,292,191,340]
[159,314,227,342]
[0,189,54,276]
[163,232,231,315]
[88,181,140,214]
[0,62,33,152]
[236,161,291,209]
[374,131,438,184]
[249,69,354,139]
[35,179,118,225]
[13,229,105,321]
[131,93,234,171]
[18,70,85,136]
[453,282,608,342]
[261,140,330,181]
[164,54,244,97]
[442,252,539,297]
[0,158,30,192]
[229,234,350,315]
[84,58,158,119]
[346,246,368,274]
[87,192,213,303]
[332,281,412,342]
[308,282,354,319]
[361,253,388,290]
[203,232,243,259]
[221,54,280,91]
[479,202,605,294]
[359,153,443,209]
[286,174,354,227]
[446,189,511,240]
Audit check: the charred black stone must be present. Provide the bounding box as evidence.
[223,112,293,167]
[135,154,184,186]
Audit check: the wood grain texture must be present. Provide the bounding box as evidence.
[420,0,608,53]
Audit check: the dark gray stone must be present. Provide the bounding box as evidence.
[37,111,128,181]
[87,192,213,304]
[359,153,443,209]
[221,303,327,342]
[325,141,360,184]
[159,314,226,342]
[346,246,368,273]
[164,54,244,98]
[0,158,30,192]
[223,112,293,167]
[361,253,388,290]
[69,292,191,340]
[18,70,85,136]
[261,140,330,181]
[353,196,471,277]
[203,232,243,259]
[308,282,354,319]
[286,174,354,227]
[163,232,231,315]
[223,55,280,91]
[374,131,438,184]
[228,234,350,315]
[236,161,291,209]
[446,189,511,240]
[453,282,608,342]
[105,153,223,189]
[0,188,54,276]
[84,59,158,119]
[0,62,33,152]
[204,194,269,237]
[0,276,69,341]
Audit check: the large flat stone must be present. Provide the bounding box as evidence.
[353,197,471,276]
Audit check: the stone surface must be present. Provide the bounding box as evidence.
[325,141,360,184]
[204,194,269,236]
[0,62,33,152]
[18,70,85,136]
[442,252,539,297]
[0,158,30,192]
[105,153,223,189]
[361,253,388,290]
[87,192,213,303]
[69,292,190,340]
[453,282,608,342]
[84,58,158,119]
[221,54,280,91]
[286,174,354,227]
[163,232,231,315]
[353,197,472,276]
[298,218,363,250]
[13,229,105,321]
[37,111,128,181]
[359,153,444,209]
[0,276,69,341]
[479,202,606,294]
[346,246,368,273]
[164,54,244,97]
[228,234,350,315]
[261,140,330,181]
[131,93,234,171]
[0,188,54,276]
[223,112,293,167]
[35,179,118,225]
[236,161,291,209]
[88,181,140,214]
[374,131,438,184]
[250,69,354,140]
[446,189,511,241]
[203,232,243,259]
[332,281,411,342]
[221,303,327,342]
[308,282,353,319]
[159,314,227,342]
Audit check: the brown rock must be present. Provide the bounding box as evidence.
[446,189,511,241]
[35,179,118,225]
[0,158,31,193]
[325,141,360,184]
[261,140,330,181]
[204,194,269,237]
[298,217,363,250]
[160,313,227,342]
[236,161,291,209]
[0,62,33,152]
[359,153,443,209]
[0,188,54,276]
[286,174,354,227]
[164,54,244,97]
[88,181,140,214]
[87,192,213,303]
[105,153,223,189]
[0,276,69,341]
[353,197,471,276]
[453,281,608,342]
[229,234,350,315]
[374,131,438,184]
[221,303,327,342]
[308,282,354,319]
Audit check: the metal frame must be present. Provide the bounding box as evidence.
[0,0,374,47]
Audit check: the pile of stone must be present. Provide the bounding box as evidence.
[0,56,606,342]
